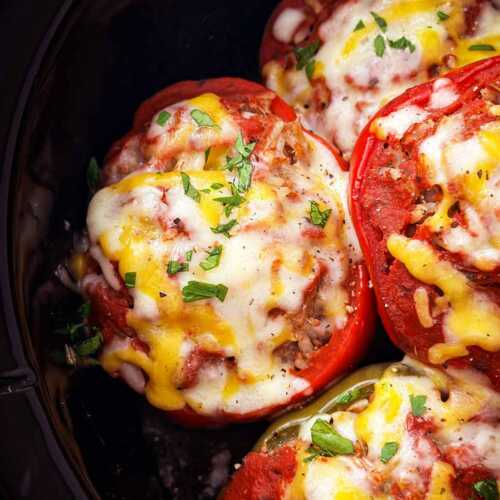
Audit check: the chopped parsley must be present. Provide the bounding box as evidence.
[191,109,217,127]
[436,10,449,21]
[214,183,246,216]
[211,219,238,238]
[124,272,137,288]
[156,110,171,126]
[333,386,372,406]
[294,40,320,70]
[305,419,354,462]
[167,260,189,275]
[473,479,499,500]
[200,246,223,271]
[388,36,416,53]
[380,442,399,463]
[409,394,427,416]
[353,20,365,31]
[49,302,103,365]
[182,281,228,302]
[224,133,256,192]
[305,59,316,81]
[309,201,332,228]
[181,172,201,202]
[468,44,496,52]
[87,157,101,192]
[370,11,387,32]
[374,34,386,57]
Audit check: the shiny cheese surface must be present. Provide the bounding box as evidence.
[375,77,500,364]
[282,357,500,498]
[85,93,361,415]
[263,0,500,156]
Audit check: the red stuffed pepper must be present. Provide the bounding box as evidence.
[350,57,500,389]
[66,77,374,426]
[222,358,500,499]
[260,0,500,158]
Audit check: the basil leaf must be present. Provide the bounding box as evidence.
[374,34,386,57]
[371,11,387,32]
[311,419,354,455]
[380,442,399,463]
[182,281,228,302]
[388,36,416,53]
[310,201,332,228]
[294,40,321,70]
[409,394,427,416]
[211,219,238,238]
[468,44,496,52]
[156,110,171,126]
[87,157,101,192]
[124,272,136,288]
[74,329,103,356]
[436,10,449,21]
[214,184,246,216]
[473,479,499,500]
[181,172,201,203]
[200,246,223,271]
[354,20,365,31]
[191,109,217,127]
[167,260,189,275]
[305,59,316,81]
[235,132,256,157]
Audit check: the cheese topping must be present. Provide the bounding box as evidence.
[387,235,500,363]
[263,0,500,156]
[285,357,500,499]
[85,93,361,415]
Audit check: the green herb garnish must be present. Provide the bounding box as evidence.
[224,133,256,192]
[333,386,371,406]
[388,36,416,53]
[409,394,427,417]
[371,11,387,32]
[374,34,386,57]
[124,272,136,288]
[305,60,316,81]
[473,479,499,500]
[294,40,321,70]
[309,201,332,228]
[205,147,211,164]
[185,250,193,262]
[304,419,354,462]
[214,184,246,216]
[87,157,101,192]
[436,10,449,21]
[354,20,365,31]
[200,246,223,271]
[211,219,238,238]
[167,260,189,275]
[79,302,91,318]
[74,329,104,356]
[211,182,224,190]
[191,109,217,127]
[156,110,171,126]
[380,442,399,463]
[468,44,496,52]
[182,281,228,302]
[181,172,201,202]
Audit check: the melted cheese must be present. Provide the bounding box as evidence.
[387,234,500,364]
[284,357,500,499]
[263,0,500,156]
[86,95,361,416]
